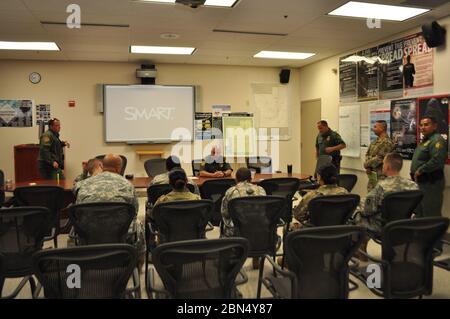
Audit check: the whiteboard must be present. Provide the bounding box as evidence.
[104,85,194,143]
[339,105,361,158]
[222,115,257,157]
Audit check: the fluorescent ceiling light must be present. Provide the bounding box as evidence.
[204,0,238,7]
[328,1,430,22]
[137,0,176,3]
[0,41,60,51]
[254,51,315,60]
[131,45,196,55]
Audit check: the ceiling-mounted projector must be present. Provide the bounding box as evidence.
[176,0,206,8]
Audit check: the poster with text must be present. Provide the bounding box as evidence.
[357,47,379,101]
[0,99,33,127]
[339,54,357,103]
[418,95,449,161]
[391,99,417,160]
[194,112,212,140]
[378,40,404,100]
[402,33,434,97]
[36,104,51,125]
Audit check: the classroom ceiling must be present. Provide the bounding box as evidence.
[0,0,450,67]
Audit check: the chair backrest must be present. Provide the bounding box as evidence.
[95,154,127,176]
[337,174,358,192]
[152,238,249,299]
[144,158,167,178]
[200,179,236,226]
[308,194,360,226]
[0,207,50,276]
[0,169,4,205]
[258,178,300,225]
[192,159,202,177]
[13,186,65,233]
[380,190,423,224]
[147,184,195,206]
[381,217,449,299]
[151,200,213,244]
[246,156,272,174]
[315,155,332,175]
[68,202,136,245]
[228,196,286,256]
[284,225,365,299]
[32,244,137,299]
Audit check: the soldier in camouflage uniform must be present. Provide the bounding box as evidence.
[364,120,395,192]
[74,154,146,258]
[38,118,70,179]
[154,169,201,207]
[293,163,348,224]
[221,167,266,238]
[356,153,418,233]
[315,120,346,173]
[73,158,103,186]
[150,156,200,195]
[411,116,447,217]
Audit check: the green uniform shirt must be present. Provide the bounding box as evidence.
[316,129,345,159]
[411,132,447,175]
[38,129,65,168]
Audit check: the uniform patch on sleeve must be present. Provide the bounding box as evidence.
[436,142,442,149]
[42,136,50,143]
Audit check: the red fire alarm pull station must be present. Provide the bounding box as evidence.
[68,100,75,107]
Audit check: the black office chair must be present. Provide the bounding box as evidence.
[0,169,5,206]
[32,244,138,299]
[359,190,423,242]
[303,194,360,227]
[337,174,358,192]
[191,159,202,177]
[95,154,127,176]
[228,196,286,298]
[200,179,236,227]
[262,225,365,299]
[434,233,450,271]
[0,207,50,298]
[258,178,301,233]
[150,238,249,299]
[13,186,65,247]
[68,202,136,245]
[246,156,272,173]
[145,199,214,297]
[144,158,167,178]
[351,217,449,299]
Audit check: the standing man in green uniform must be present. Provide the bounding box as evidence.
[411,116,447,217]
[38,118,70,180]
[315,120,346,173]
[364,120,395,192]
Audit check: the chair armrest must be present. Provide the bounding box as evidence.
[33,283,43,299]
[263,255,298,297]
[205,222,214,232]
[43,227,56,242]
[147,221,158,236]
[277,218,286,228]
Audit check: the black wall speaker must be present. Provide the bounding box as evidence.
[422,21,446,48]
[280,69,290,84]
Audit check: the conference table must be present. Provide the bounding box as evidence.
[7,172,310,192]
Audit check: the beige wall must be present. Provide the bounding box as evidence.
[0,61,301,181]
[297,15,450,218]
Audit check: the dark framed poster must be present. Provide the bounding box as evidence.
[378,40,404,100]
[357,47,378,101]
[194,112,212,140]
[417,95,449,162]
[339,54,357,103]
[391,98,417,160]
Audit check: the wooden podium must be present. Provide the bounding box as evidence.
[14,144,41,182]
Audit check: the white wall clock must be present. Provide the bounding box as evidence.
[29,72,41,84]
